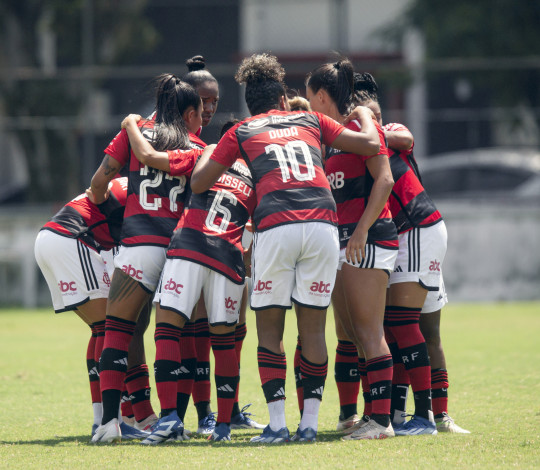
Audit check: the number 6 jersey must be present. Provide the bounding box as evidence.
[209,109,344,232]
[167,161,256,284]
[104,120,206,247]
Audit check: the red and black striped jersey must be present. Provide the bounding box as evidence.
[383,123,442,234]
[210,109,343,232]
[104,120,206,247]
[167,161,256,284]
[42,177,128,251]
[325,121,398,250]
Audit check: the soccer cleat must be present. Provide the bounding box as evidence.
[230,404,266,430]
[120,420,151,440]
[394,415,437,436]
[135,413,159,431]
[291,427,317,442]
[197,412,217,434]
[91,424,98,437]
[91,418,122,444]
[436,413,470,434]
[342,417,395,440]
[336,413,361,433]
[208,422,231,441]
[140,411,184,445]
[250,425,290,444]
[341,414,370,435]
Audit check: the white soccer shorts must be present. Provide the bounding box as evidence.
[338,243,398,274]
[34,230,110,313]
[250,222,339,310]
[388,221,448,292]
[113,245,167,293]
[155,259,244,326]
[421,274,448,314]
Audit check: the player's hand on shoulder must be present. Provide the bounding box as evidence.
[343,106,375,125]
[121,114,142,129]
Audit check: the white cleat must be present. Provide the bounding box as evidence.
[342,417,395,440]
[91,418,122,444]
[336,413,361,433]
[135,413,159,431]
[436,413,470,434]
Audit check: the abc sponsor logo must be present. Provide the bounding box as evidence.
[122,264,143,280]
[58,280,77,294]
[225,297,238,312]
[309,281,331,296]
[253,280,272,294]
[164,278,183,295]
[429,260,441,272]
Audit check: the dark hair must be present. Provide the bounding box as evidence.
[182,55,218,90]
[220,117,241,138]
[306,58,354,115]
[235,53,287,116]
[353,72,379,106]
[152,73,201,151]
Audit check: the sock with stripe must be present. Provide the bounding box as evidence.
[385,306,432,420]
[293,337,304,417]
[366,354,393,427]
[431,368,449,419]
[193,318,212,418]
[154,322,183,417]
[358,357,372,417]
[99,315,136,424]
[334,340,360,420]
[258,346,287,431]
[177,322,196,421]
[385,327,410,424]
[87,324,101,405]
[125,364,155,422]
[299,355,327,432]
[93,320,106,369]
[120,382,134,421]
[211,331,239,425]
[231,322,247,418]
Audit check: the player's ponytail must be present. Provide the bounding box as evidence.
[306,58,354,116]
[152,73,200,151]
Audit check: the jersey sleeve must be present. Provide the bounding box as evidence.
[167,148,204,177]
[210,127,241,167]
[104,129,130,166]
[314,112,346,146]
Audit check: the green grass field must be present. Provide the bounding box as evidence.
[1,302,539,469]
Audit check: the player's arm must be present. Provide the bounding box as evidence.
[345,155,394,265]
[331,106,380,156]
[121,114,171,172]
[190,146,229,193]
[89,154,122,204]
[384,127,414,151]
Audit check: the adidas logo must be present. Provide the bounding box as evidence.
[273,387,285,398]
[313,386,324,396]
[88,366,99,376]
[170,366,190,376]
[394,266,403,272]
[113,358,128,366]
[217,384,234,393]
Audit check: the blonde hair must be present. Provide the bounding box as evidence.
[288,96,311,112]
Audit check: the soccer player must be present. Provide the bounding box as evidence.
[190,53,381,443]
[89,75,206,443]
[354,72,469,434]
[119,113,256,443]
[306,58,398,440]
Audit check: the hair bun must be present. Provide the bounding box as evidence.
[186,55,206,72]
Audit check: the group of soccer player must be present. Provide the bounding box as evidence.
[34,52,469,445]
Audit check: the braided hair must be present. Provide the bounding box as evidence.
[306,58,355,115]
[235,53,287,116]
[353,72,379,106]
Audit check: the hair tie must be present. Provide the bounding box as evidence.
[334,61,341,70]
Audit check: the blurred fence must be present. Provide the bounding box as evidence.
[1,202,539,308]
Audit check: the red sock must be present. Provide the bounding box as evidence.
[358,358,371,416]
[431,368,449,418]
[366,354,393,425]
[335,340,360,418]
[177,322,196,420]
[293,337,303,415]
[153,323,182,414]
[211,332,239,425]
[93,320,105,367]
[193,318,211,405]
[258,347,287,403]
[87,325,100,404]
[121,382,134,418]
[234,322,247,403]
[125,364,155,422]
